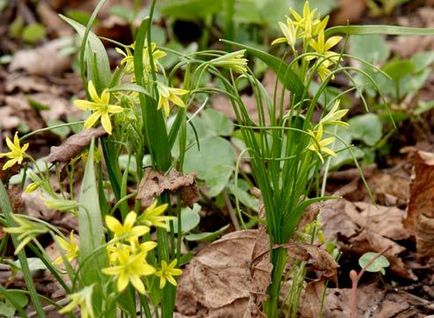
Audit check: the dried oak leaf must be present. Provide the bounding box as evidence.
[404,150,434,259]
[176,230,271,318]
[137,168,199,207]
[46,128,106,163]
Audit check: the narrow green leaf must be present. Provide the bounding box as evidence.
[220,39,305,102]
[59,14,111,88]
[78,138,106,285]
[134,19,171,171]
[326,25,434,37]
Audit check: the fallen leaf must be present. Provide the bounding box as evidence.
[320,199,416,280]
[46,127,106,163]
[137,168,199,207]
[176,230,257,317]
[352,202,410,241]
[9,39,72,76]
[405,150,434,259]
[300,283,418,318]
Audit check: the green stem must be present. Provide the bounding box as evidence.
[264,246,288,318]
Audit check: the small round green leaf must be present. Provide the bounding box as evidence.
[358,252,390,273]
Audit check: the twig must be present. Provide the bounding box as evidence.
[349,245,391,318]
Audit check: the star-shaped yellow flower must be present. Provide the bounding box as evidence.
[53,231,79,265]
[138,201,174,229]
[307,124,336,163]
[102,245,155,294]
[156,82,188,117]
[105,211,150,243]
[155,259,182,289]
[74,81,123,135]
[0,132,29,170]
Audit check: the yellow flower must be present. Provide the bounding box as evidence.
[271,19,298,48]
[138,201,174,229]
[3,215,48,254]
[308,31,342,60]
[74,81,123,135]
[59,285,94,318]
[156,82,188,117]
[116,42,166,76]
[54,231,79,265]
[320,100,349,127]
[289,1,318,40]
[307,124,336,163]
[210,50,248,74]
[102,245,155,294]
[105,211,149,243]
[0,132,29,170]
[155,259,182,289]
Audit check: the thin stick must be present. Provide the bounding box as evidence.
[349,245,391,318]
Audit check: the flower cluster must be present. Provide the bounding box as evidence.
[102,201,180,294]
[272,1,342,81]
[307,100,348,162]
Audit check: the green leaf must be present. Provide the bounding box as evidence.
[382,59,414,82]
[228,180,259,212]
[326,25,434,37]
[60,14,111,88]
[0,301,15,317]
[78,138,106,285]
[65,9,93,26]
[159,0,223,20]
[185,224,230,241]
[47,120,71,139]
[183,136,235,197]
[169,203,201,234]
[348,113,383,146]
[22,23,46,43]
[349,34,390,64]
[190,108,234,137]
[288,0,337,16]
[359,252,390,274]
[221,40,305,102]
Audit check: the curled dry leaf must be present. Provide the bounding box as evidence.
[46,127,106,163]
[137,168,199,207]
[405,150,434,259]
[9,39,73,76]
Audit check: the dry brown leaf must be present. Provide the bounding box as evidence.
[349,230,416,280]
[246,227,271,317]
[300,283,417,318]
[320,199,416,280]
[46,127,106,163]
[176,230,271,318]
[4,95,45,131]
[137,168,198,207]
[405,150,434,259]
[320,199,360,239]
[352,202,410,241]
[9,40,72,76]
[367,171,410,207]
